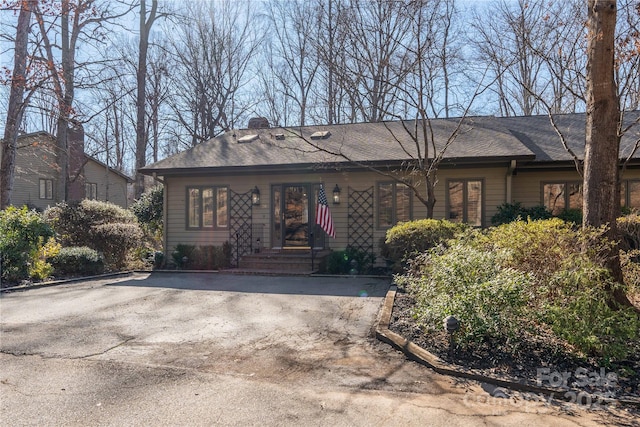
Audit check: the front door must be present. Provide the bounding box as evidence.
[284,185,309,247]
[272,184,325,248]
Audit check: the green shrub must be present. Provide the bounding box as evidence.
[131,186,163,235]
[491,202,552,225]
[475,218,609,295]
[325,251,348,274]
[617,213,640,251]
[525,205,553,221]
[172,244,196,268]
[92,222,144,269]
[29,237,61,281]
[222,241,232,265]
[45,200,137,244]
[171,243,231,270]
[621,249,640,287]
[541,263,639,361]
[154,251,164,268]
[490,202,527,225]
[0,206,53,283]
[397,243,531,351]
[556,208,582,225]
[487,220,637,359]
[380,219,467,272]
[621,205,634,215]
[324,246,375,274]
[398,219,640,360]
[50,246,104,276]
[192,245,232,270]
[45,200,143,270]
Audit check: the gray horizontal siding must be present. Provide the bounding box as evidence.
[164,166,510,256]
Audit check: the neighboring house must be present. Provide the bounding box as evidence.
[4,128,132,211]
[139,112,640,265]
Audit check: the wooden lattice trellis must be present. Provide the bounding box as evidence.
[348,187,374,258]
[229,189,253,267]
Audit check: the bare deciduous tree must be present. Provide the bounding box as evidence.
[279,0,489,219]
[1,0,36,209]
[264,0,320,126]
[168,0,262,147]
[313,0,351,124]
[340,0,413,122]
[255,42,293,127]
[34,0,131,201]
[471,0,552,116]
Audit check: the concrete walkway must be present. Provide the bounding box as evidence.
[1,272,635,426]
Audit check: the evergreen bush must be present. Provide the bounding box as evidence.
[0,206,53,283]
[171,243,231,270]
[50,246,104,276]
[380,219,467,273]
[131,186,163,235]
[617,213,640,251]
[556,208,583,225]
[396,242,531,350]
[397,219,640,360]
[45,200,143,270]
[490,202,552,225]
[324,246,375,274]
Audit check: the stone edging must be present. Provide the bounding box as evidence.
[375,285,640,408]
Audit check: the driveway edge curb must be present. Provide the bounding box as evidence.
[375,285,640,408]
[0,271,136,293]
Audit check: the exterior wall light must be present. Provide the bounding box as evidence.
[251,186,260,205]
[332,184,341,204]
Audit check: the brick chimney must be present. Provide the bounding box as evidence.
[247,117,270,129]
[67,122,86,201]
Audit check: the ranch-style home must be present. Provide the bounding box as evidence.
[139,112,640,270]
[4,127,132,210]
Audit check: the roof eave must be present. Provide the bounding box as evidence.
[139,154,535,177]
[517,157,640,171]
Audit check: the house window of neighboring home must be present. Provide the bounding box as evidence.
[620,180,640,210]
[542,181,582,215]
[187,186,228,229]
[377,182,412,228]
[85,182,97,200]
[39,179,53,200]
[447,179,483,226]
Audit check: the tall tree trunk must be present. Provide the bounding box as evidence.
[1,0,34,209]
[135,0,158,199]
[584,0,633,308]
[55,0,72,202]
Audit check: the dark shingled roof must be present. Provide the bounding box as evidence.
[501,111,640,164]
[140,112,640,175]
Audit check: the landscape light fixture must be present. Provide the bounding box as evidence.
[444,315,460,334]
[443,315,460,359]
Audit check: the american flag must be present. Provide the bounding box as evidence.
[316,185,335,238]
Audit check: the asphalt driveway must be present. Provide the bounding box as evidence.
[0,273,629,426]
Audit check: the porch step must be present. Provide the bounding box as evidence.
[237,249,331,273]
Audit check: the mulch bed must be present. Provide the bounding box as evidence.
[388,290,640,405]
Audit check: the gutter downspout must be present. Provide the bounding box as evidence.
[506,160,517,204]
